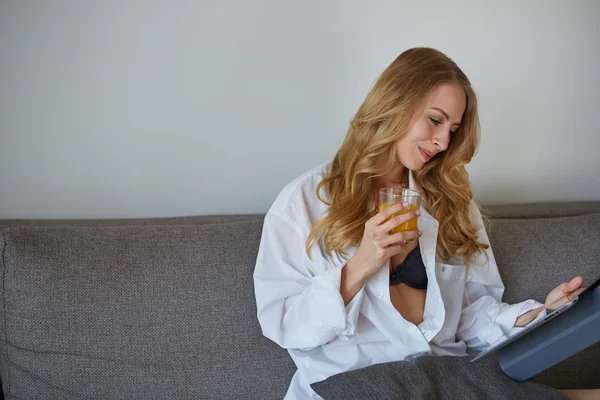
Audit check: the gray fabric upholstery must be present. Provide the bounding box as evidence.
[488,213,600,308]
[482,201,600,219]
[310,355,564,400]
[0,214,263,232]
[0,202,599,399]
[0,221,295,399]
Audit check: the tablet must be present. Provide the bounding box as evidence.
[471,274,600,362]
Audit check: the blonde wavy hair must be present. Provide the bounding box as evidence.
[306,47,489,264]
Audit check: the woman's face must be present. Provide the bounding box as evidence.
[396,83,466,171]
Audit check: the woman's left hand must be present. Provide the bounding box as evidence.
[544,276,587,310]
[515,275,587,327]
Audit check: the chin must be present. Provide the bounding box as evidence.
[398,153,425,172]
[403,159,425,172]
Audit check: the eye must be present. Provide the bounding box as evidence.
[430,117,456,135]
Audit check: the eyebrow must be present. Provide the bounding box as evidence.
[431,107,461,127]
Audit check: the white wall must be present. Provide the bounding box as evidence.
[1,0,599,219]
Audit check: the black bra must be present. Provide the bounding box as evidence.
[389,244,428,289]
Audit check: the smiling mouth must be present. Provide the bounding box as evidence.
[419,147,434,162]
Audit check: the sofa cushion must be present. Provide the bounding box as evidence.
[487,212,600,389]
[0,221,295,399]
[310,355,563,400]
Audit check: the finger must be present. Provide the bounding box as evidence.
[385,244,409,258]
[380,230,421,247]
[555,276,583,295]
[564,276,584,293]
[368,203,406,227]
[379,210,420,234]
[567,286,587,301]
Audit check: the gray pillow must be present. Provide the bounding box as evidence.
[310,355,564,400]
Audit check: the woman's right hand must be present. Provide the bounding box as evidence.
[353,203,421,279]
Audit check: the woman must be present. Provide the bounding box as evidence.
[253,48,596,400]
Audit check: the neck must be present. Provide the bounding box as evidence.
[378,164,408,189]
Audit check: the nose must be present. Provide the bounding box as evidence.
[432,129,450,152]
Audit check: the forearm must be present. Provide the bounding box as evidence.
[341,256,371,305]
[514,305,545,327]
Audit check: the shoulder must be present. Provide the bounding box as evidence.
[468,199,487,232]
[267,162,331,234]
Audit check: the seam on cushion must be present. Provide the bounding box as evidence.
[0,214,265,229]
[3,218,265,234]
[1,231,10,397]
[5,356,87,399]
[489,211,600,221]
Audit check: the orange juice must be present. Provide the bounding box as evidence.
[378,202,420,234]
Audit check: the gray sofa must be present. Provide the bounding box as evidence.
[0,202,599,399]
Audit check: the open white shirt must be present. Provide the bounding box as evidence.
[254,163,546,399]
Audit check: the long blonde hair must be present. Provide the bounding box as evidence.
[306,47,488,263]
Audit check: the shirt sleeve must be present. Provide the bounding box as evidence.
[456,201,547,350]
[253,210,365,351]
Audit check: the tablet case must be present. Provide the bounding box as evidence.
[498,287,600,382]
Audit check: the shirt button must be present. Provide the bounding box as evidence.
[378,292,385,299]
[487,304,500,317]
[441,266,446,272]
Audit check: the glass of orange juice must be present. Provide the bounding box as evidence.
[378,188,422,244]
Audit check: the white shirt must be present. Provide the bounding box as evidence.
[253,163,546,399]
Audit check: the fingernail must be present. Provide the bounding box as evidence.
[418,230,423,236]
[415,211,421,216]
[402,202,409,208]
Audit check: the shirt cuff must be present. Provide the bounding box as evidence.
[476,300,546,346]
[309,265,364,338]
[495,300,546,338]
